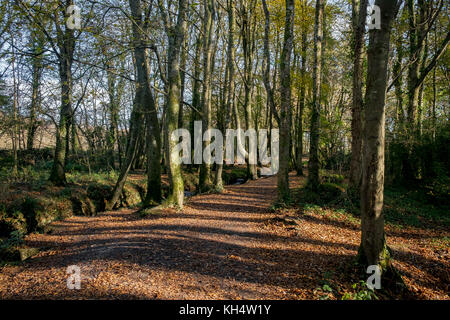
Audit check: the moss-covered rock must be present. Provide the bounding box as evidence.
[20,196,70,233]
[86,183,113,212]
[71,193,97,216]
[119,184,142,208]
[0,245,40,262]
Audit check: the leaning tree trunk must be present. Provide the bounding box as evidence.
[308,0,324,191]
[108,0,161,210]
[359,0,399,271]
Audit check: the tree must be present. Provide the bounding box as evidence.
[108,0,162,209]
[159,0,189,208]
[359,0,400,271]
[214,0,236,193]
[277,0,295,203]
[308,0,324,190]
[27,28,45,151]
[239,0,258,181]
[45,1,77,186]
[198,0,216,193]
[349,0,368,190]
[295,0,309,177]
[402,0,449,180]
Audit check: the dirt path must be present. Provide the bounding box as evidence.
[0,174,448,299]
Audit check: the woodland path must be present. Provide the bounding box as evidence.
[0,173,448,299]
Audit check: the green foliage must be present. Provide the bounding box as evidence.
[341,281,378,300]
[314,271,335,300]
[1,230,25,248]
[384,187,450,228]
[0,230,25,262]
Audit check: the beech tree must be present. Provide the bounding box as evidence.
[359,0,400,271]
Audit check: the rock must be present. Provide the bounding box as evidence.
[87,184,113,212]
[71,194,97,217]
[18,247,40,261]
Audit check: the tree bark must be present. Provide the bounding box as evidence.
[27,31,44,151]
[49,6,75,186]
[162,0,188,207]
[277,0,295,203]
[349,0,368,190]
[308,0,324,190]
[108,0,161,209]
[240,0,258,181]
[359,0,399,270]
[199,0,216,192]
[214,0,235,193]
[296,5,307,176]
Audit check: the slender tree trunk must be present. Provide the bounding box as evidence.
[262,0,280,127]
[163,0,188,207]
[178,37,188,129]
[49,35,74,185]
[277,0,295,203]
[104,50,120,170]
[241,0,258,181]
[296,11,307,176]
[349,0,368,190]
[199,0,215,192]
[27,34,44,151]
[308,0,324,190]
[393,36,404,131]
[190,34,203,150]
[11,42,18,176]
[214,0,235,193]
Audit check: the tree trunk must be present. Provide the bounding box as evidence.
[108,0,161,209]
[276,0,295,203]
[199,0,215,192]
[308,0,324,190]
[163,0,188,207]
[296,9,307,176]
[240,0,258,181]
[49,26,75,186]
[359,0,399,270]
[214,0,235,193]
[27,33,44,151]
[349,0,368,190]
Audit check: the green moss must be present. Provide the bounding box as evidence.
[71,193,97,216]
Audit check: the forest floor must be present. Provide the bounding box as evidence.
[0,173,448,300]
